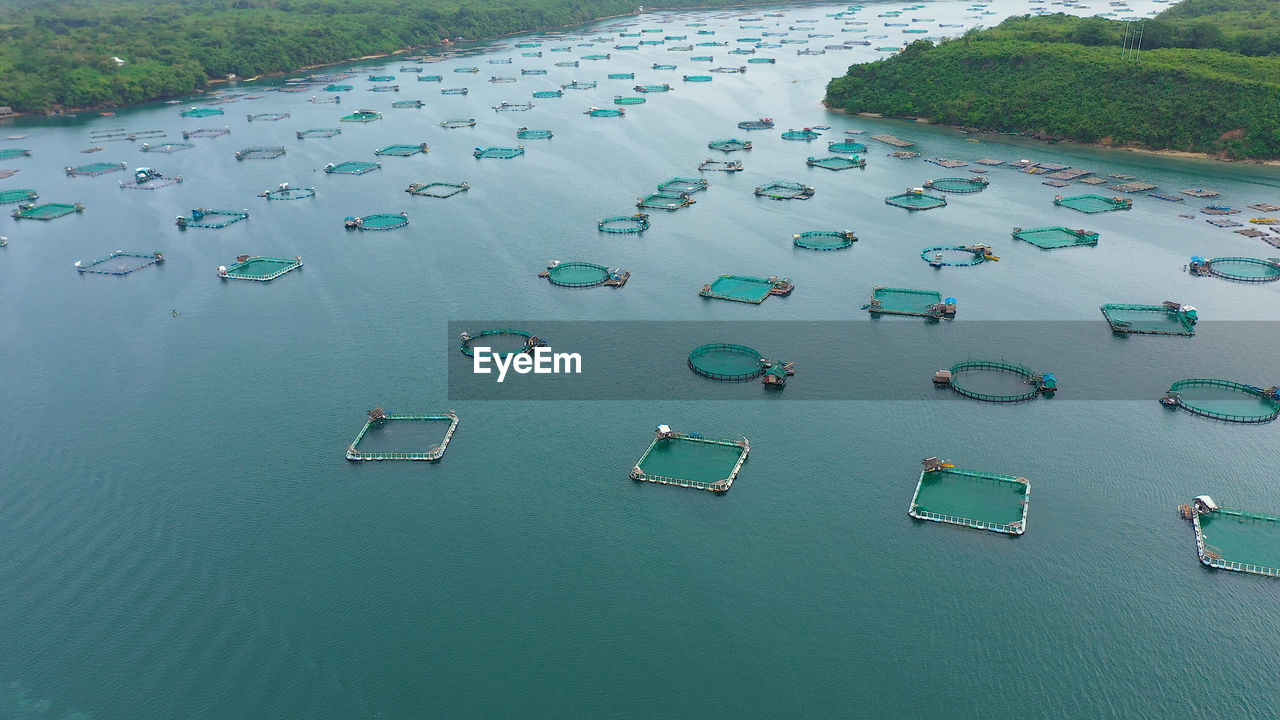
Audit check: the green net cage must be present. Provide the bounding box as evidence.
[258,183,316,200]
[218,255,303,282]
[630,431,750,493]
[65,162,126,177]
[522,69,548,76]
[346,410,459,462]
[440,118,476,128]
[489,76,518,84]
[441,88,469,95]
[658,177,708,193]
[806,155,865,170]
[75,250,164,276]
[1012,226,1098,249]
[325,161,381,175]
[922,245,998,267]
[308,96,341,104]
[699,275,793,304]
[699,159,743,172]
[865,287,954,318]
[375,144,429,156]
[516,128,553,140]
[755,181,814,200]
[473,146,525,159]
[180,107,224,117]
[532,90,563,98]
[0,189,38,205]
[683,75,713,82]
[708,138,751,152]
[885,190,947,210]
[1162,379,1280,423]
[542,261,628,288]
[1190,256,1280,282]
[1193,506,1280,576]
[583,54,611,60]
[597,213,650,233]
[118,169,182,190]
[247,112,290,122]
[12,202,84,220]
[586,107,624,117]
[182,128,231,139]
[140,142,194,153]
[563,80,597,90]
[926,177,989,193]
[944,361,1052,402]
[635,84,672,93]
[688,343,765,380]
[747,57,776,63]
[609,73,636,79]
[345,212,408,230]
[0,148,31,160]
[420,75,443,82]
[368,75,395,82]
[637,191,693,210]
[910,466,1029,535]
[828,141,866,153]
[235,146,286,160]
[614,96,646,105]
[738,118,774,130]
[407,182,469,198]
[339,110,382,122]
[793,230,856,250]
[391,100,424,108]
[325,84,354,92]
[781,128,821,141]
[493,101,534,111]
[175,208,248,229]
[1054,194,1132,213]
[459,328,543,357]
[1101,303,1196,335]
[297,128,341,139]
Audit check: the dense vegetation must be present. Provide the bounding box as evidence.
[0,0,787,112]
[825,0,1280,159]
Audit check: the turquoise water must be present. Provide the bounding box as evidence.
[3,0,1280,717]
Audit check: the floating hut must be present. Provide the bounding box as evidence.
[407,182,469,198]
[75,250,163,276]
[1181,496,1280,578]
[864,287,955,319]
[346,409,459,462]
[755,181,815,200]
[909,458,1029,535]
[175,208,247,229]
[597,213,650,233]
[630,425,750,493]
[932,361,1056,402]
[325,161,381,175]
[793,230,857,250]
[258,183,315,200]
[885,188,946,210]
[473,146,525,159]
[217,255,303,282]
[343,212,408,230]
[539,260,629,288]
[374,143,429,156]
[924,176,988,193]
[708,139,751,152]
[1054,194,1131,213]
[699,275,793,304]
[458,329,546,358]
[806,155,865,170]
[1160,380,1280,423]
[1011,226,1098,250]
[921,244,998,267]
[1101,302,1196,335]
[1187,256,1280,283]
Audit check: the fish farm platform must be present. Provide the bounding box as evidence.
[346,411,459,462]
[1054,194,1132,213]
[936,361,1055,402]
[688,343,765,380]
[1012,226,1098,250]
[13,202,85,220]
[1188,256,1280,282]
[630,429,749,493]
[1161,379,1280,423]
[866,287,954,319]
[699,275,793,304]
[1100,303,1196,335]
[910,466,1029,535]
[541,261,628,288]
[218,256,303,282]
[885,190,946,210]
[75,251,164,276]
[793,230,856,250]
[1189,503,1280,578]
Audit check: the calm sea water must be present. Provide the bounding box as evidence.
[2,1,1279,717]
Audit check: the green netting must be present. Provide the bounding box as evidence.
[532,90,563,98]
[459,328,540,357]
[325,161,381,174]
[348,212,408,230]
[516,128,553,139]
[522,69,548,75]
[309,95,341,104]
[176,208,247,229]
[66,162,126,176]
[699,275,791,304]
[391,100,424,108]
[1197,509,1280,574]
[75,251,163,275]
[1100,304,1196,335]
[235,146,286,160]
[339,111,381,122]
[545,262,611,287]
[683,75,713,82]
[867,287,949,317]
[806,155,865,170]
[885,191,947,210]
[218,256,302,282]
[692,55,714,61]
[911,468,1029,533]
[598,213,650,233]
[119,169,182,190]
[259,184,315,200]
[781,129,821,141]
[473,146,524,159]
[140,142,195,153]
[494,102,534,111]
[0,148,31,160]
[632,434,748,491]
[563,80,597,90]
[407,182,469,198]
[1164,379,1280,423]
[420,75,443,82]
[755,181,814,200]
[609,73,635,79]
[793,230,856,250]
[828,141,866,153]
[12,202,83,220]
[947,361,1046,402]
[614,96,646,105]
[375,144,429,156]
[587,107,625,117]
[1054,194,1131,213]
[699,159,742,172]
[922,245,997,267]
[440,118,476,128]
[747,57,776,63]
[247,112,290,121]
[583,54,611,60]
[637,191,693,210]
[0,189,38,205]
[1012,226,1098,249]
[346,412,459,462]
[441,88,469,95]
[180,107,224,117]
[370,82,399,91]
[738,119,774,130]
[489,76,517,83]
[1195,257,1280,282]
[709,139,751,152]
[183,128,231,139]
[455,67,479,73]
[325,84,354,91]
[927,177,989,193]
[688,343,764,380]
[556,61,581,67]
[658,177,708,193]
[635,84,671,93]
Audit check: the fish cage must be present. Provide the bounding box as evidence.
[325,161,381,175]
[258,183,316,200]
[614,96,646,105]
[781,128,821,141]
[597,213,650,233]
[217,255,303,282]
[420,75,443,82]
[828,140,866,153]
[308,95,341,104]
[339,110,382,122]
[865,287,955,319]
[658,177,708,193]
[1011,226,1098,250]
[489,77,517,84]
[583,54,611,60]
[586,107,624,117]
[1160,379,1280,423]
[909,462,1029,535]
[12,202,84,220]
[0,189,38,205]
[634,84,672,93]
[540,260,630,288]
[754,181,815,200]
[374,143,429,157]
[494,102,534,112]
[563,80,597,90]
[118,168,182,190]
[555,61,581,68]
[1101,303,1197,335]
[66,162,127,177]
[532,90,563,99]
[0,148,31,160]
[407,182,470,198]
[806,155,865,170]
[747,57,776,64]
[455,67,479,73]
[325,84,354,92]
[235,146,286,160]
[699,275,794,304]
[473,146,525,159]
[181,127,231,141]
[935,361,1055,402]
[74,250,164,276]
[458,328,545,358]
[652,63,678,70]
[344,212,408,231]
[296,128,342,139]
[691,55,714,61]
[1188,256,1280,283]
[175,208,248,229]
[516,128,553,140]
[1185,500,1280,578]
[180,107,224,117]
[637,191,694,210]
[885,189,947,210]
[441,88,469,95]
[738,118,774,130]
[609,72,636,79]
[710,66,747,73]
[793,230,857,250]
[688,343,765,380]
[370,84,400,92]
[708,138,751,152]
[440,118,476,129]
[683,75,713,82]
[1054,194,1132,213]
[699,159,743,172]
[630,426,750,493]
[522,69,547,76]
[921,244,999,267]
[139,142,195,153]
[247,112,290,122]
[391,100,424,109]
[346,409,459,462]
[925,176,989,193]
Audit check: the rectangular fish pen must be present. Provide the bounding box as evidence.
[1100,303,1196,335]
[630,426,749,493]
[910,465,1029,535]
[1012,226,1098,249]
[13,202,84,220]
[866,287,954,318]
[699,275,793,304]
[218,256,302,282]
[346,410,459,462]
[75,251,164,276]
[1186,499,1280,578]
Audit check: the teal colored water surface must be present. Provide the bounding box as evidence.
[3,0,1280,717]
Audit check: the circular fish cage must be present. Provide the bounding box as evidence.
[345,212,408,230]
[1162,379,1280,423]
[586,107,625,118]
[781,128,821,141]
[259,184,316,200]
[755,181,814,200]
[0,189,38,205]
[459,328,541,357]
[708,139,751,152]
[946,361,1053,403]
[921,245,997,267]
[793,230,856,250]
[297,128,341,139]
[407,182,469,198]
[532,90,563,99]
[613,96,646,105]
[1193,257,1280,283]
[235,146,286,160]
[545,262,611,287]
[516,128,553,140]
[440,118,477,129]
[805,155,865,170]
[688,343,765,381]
[925,177,989,193]
[598,213,650,233]
[683,75,713,82]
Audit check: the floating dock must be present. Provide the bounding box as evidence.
[539,260,629,288]
[909,459,1029,535]
[1054,194,1131,213]
[346,409,459,462]
[933,361,1055,402]
[793,230,856,250]
[1160,379,1280,423]
[1188,256,1280,282]
[630,425,749,493]
[1101,302,1196,335]
[1012,226,1099,250]
[218,255,303,282]
[699,275,793,304]
[1182,496,1280,578]
[865,287,955,319]
[75,251,164,276]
